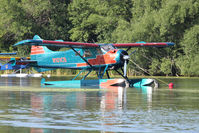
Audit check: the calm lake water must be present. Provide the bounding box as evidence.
[0,77,199,133]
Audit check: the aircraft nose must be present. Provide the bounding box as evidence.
[118,50,130,77]
[120,50,129,64]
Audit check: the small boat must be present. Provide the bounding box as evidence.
[1,73,28,78]
[28,73,42,77]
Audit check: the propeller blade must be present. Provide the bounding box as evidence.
[123,55,130,77]
[124,60,127,77]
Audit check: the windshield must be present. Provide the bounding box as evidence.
[100,44,116,53]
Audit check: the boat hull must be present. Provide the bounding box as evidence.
[1,73,28,78]
[1,73,44,78]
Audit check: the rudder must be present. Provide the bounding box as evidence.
[30,35,52,59]
[30,35,55,72]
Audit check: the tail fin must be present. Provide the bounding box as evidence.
[30,35,55,72]
[30,35,52,59]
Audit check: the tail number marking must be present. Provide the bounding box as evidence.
[52,57,67,63]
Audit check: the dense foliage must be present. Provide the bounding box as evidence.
[0,0,198,76]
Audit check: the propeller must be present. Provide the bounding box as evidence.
[114,49,136,83]
[123,55,130,77]
[121,50,136,78]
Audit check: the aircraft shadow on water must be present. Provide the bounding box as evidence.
[11,35,174,88]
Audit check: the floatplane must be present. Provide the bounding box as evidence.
[13,35,174,88]
[0,52,44,77]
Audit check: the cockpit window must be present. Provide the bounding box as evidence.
[96,48,103,55]
[100,44,116,53]
[83,49,92,57]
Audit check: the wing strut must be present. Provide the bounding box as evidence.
[126,47,131,52]
[114,69,130,82]
[70,46,93,69]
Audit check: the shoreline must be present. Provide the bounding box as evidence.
[46,75,199,79]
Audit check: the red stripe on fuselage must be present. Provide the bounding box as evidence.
[31,46,45,55]
[77,50,118,67]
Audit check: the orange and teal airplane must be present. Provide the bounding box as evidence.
[14,35,174,88]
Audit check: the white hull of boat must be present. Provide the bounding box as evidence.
[28,73,42,77]
[1,73,45,78]
[1,73,28,78]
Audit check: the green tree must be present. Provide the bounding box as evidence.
[160,57,172,76]
[149,58,161,75]
[68,0,132,42]
[0,0,71,55]
[0,0,199,76]
[112,0,199,76]
[177,25,199,76]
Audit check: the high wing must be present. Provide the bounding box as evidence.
[14,35,174,48]
[113,42,175,48]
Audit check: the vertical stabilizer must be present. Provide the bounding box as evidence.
[30,35,52,57]
[30,35,55,72]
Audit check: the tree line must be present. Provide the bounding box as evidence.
[0,0,198,76]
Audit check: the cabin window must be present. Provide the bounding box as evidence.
[96,48,103,55]
[83,49,92,57]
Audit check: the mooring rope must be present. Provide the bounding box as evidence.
[129,59,169,86]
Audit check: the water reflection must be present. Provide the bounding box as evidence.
[134,86,158,110]
[0,77,28,86]
[29,86,127,132]
[2,78,198,132]
[0,77,39,87]
[28,85,158,132]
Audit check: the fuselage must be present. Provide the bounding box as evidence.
[30,44,128,72]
